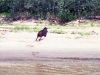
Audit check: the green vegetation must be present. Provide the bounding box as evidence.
[33,27,42,32]
[14,26,30,31]
[0,19,99,36]
[78,32,91,36]
[50,29,65,34]
[10,25,65,34]
[71,31,91,36]
[11,26,42,32]
[0,0,100,24]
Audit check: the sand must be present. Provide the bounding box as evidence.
[0,60,100,75]
[0,26,100,75]
[0,28,100,59]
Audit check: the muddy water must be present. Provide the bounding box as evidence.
[0,59,100,75]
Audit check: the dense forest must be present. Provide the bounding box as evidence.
[0,0,100,23]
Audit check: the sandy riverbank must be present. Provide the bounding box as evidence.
[0,26,100,75]
[0,28,100,59]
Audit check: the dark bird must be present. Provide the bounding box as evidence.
[36,27,48,41]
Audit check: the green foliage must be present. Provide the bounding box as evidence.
[50,29,65,34]
[60,10,74,23]
[12,26,42,32]
[14,26,30,31]
[0,0,100,23]
[33,27,42,32]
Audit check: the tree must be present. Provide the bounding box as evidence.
[0,0,100,23]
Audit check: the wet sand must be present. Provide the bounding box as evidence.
[0,59,100,75]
